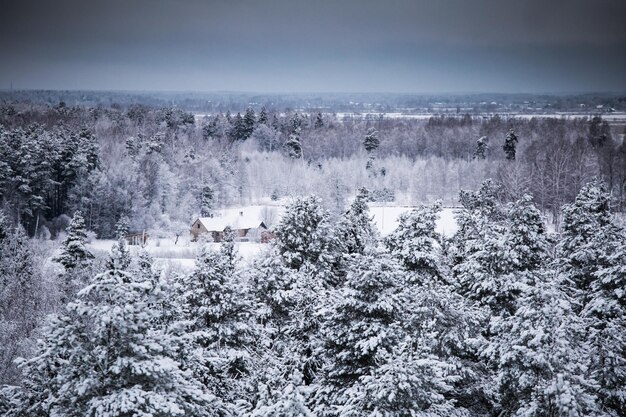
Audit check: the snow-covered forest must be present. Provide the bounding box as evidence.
[1,174,625,416]
[0,101,624,240]
[1,96,626,416]
[2,0,626,413]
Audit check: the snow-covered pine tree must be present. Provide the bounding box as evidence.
[107,216,132,271]
[556,179,621,304]
[346,342,468,417]
[486,273,601,417]
[385,201,443,281]
[503,128,518,161]
[453,186,548,317]
[54,211,94,269]
[258,107,269,126]
[363,128,379,153]
[179,231,255,406]
[582,237,626,415]
[273,195,338,280]
[248,371,314,417]
[554,179,626,414]
[314,112,324,129]
[8,239,226,417]
[200,185,215,218]
[0,223,42,386]
[335,187,378,257]
[316,251,407,415]
[399,263,492,414]
[285,129,303,159]
[473,136,489,159]
[243,108,256,140]
[506,194,550,271]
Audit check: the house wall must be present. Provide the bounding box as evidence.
[190,221,270,243]
[190,220,209,241]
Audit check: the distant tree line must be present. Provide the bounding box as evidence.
[1,102,625,239]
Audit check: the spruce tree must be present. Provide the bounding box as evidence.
[108,216,132,272]
[53,211,94,270]
[230,112,246,141]
[258,107,269,125]
[200,185,215,217]
[243,107,256,140]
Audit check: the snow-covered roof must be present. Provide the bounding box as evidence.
[196,213,265,232]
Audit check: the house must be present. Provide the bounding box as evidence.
[190,211,269,242]
[126,232,148,246]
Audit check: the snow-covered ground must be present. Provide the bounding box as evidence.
[88,239,266,271]
[87,204,460,270]
[369,205,459,237]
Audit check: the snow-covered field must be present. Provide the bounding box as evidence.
[369,205,459,236]
[87,204,459,270]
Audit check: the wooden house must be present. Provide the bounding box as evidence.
[190,211,268,242]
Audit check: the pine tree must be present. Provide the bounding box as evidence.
[0,224,42,386]
[200,185,215,217]
[335,187,378,256]
[314,112,324,129]
[487,275,601,417]
[453,184,547,317]
[363,127,379,153]
[316,252,407,414]
[473,136,489,159]
[285,129,303,159]
[348,342,467,417]
[556,179,620,302]
[248,372,314,417]
[274,196,337,276]
[503,129,518,160]
[290,113,302,133]
[258,107,269,126]
[53,211,94,270]
[107,216,132,272]
[231,112,246,141]
[179,233,255,404]
[8,244,226,416]
[243,107,256,140]
[401,280,490,416]
[582,238,626,415]
[385,201,443,280]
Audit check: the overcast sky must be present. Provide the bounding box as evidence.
[1,0,625,93]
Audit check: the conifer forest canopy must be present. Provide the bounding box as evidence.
[1,0,626,416]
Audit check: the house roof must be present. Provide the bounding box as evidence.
[195,214,266,232]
